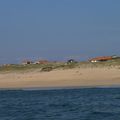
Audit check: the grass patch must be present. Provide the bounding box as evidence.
[0,59,120,73]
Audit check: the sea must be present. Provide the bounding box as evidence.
[0,87,120,120]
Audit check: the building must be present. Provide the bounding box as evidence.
[22,60,33,65]
[34,60,49,64]
[67,59,77,64]
[89,56,113,63]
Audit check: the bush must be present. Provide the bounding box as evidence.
[41,66,53,72]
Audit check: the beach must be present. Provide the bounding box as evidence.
[0,67,120,89]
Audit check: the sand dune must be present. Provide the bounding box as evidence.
[0,67,120,89]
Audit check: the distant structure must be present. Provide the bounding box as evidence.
[34,60,49,64]
[22,60,33,65]
[67,59,77,64]
[89,56,112,63]
[89,55,119,63]
[112,55,120,59]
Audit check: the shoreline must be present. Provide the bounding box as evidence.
[1,85,120,91]
[0,67,120,89]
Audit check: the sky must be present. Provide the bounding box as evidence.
[0,0,120,64]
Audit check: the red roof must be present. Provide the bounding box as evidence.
[90,56,112,61]
[35,60,49,64]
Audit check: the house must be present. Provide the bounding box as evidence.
[34,60,49,64]
[22,60,33,65]
[67,59,77,64]
[111,55,120,59]
[89,56,113,63]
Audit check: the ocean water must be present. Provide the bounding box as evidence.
[0,88,120,120]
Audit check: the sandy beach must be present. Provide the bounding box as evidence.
[0,67,120,89]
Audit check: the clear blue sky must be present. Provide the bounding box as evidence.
[0,0,120,63]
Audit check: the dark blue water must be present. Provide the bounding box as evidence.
[0,88,120,120]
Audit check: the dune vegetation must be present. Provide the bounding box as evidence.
[0,58,120,73]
